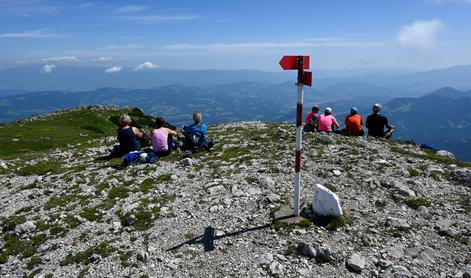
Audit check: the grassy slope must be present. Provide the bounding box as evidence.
[0,107,154,159]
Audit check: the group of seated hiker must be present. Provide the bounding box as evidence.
[304,103,395,139]
[111,111,213,161]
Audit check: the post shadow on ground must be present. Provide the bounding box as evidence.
[166,215,294,253]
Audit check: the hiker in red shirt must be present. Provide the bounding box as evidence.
[303,105,320,132]
[345,107,364,136]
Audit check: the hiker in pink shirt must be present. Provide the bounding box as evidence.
[151,116,177,157]
[317,107,340,132]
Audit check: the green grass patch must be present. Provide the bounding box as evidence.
[117,194,175,231]
[60,241,117,266]
[0,107,156,159]
[108,186,130,200]
[17,161,62,176]
[43,194,77,210]
[140,178,155,194]
[79,207,103,222]
[184,232,195,239]
[408,168,420,177]
[405,198,432,209]
[1,215,26,232]
[312,215,353,231]
[453,235,469,245]
[119,250,133,267]
[0,233,47,264]
[156,174,172,182]
[26,256,42,270]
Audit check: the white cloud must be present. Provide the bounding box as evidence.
[42,64,56,74]
[0,0,59,16]
[117,15,199,23]
[105,66,122,73]
[134,61,159,71]
[101,44,141,50]
[41,56,78,62]
[398,19,444,48]
[93,56,113,62]
[0,29,55,38]
[116,5,149,13]
[158,38,387,52]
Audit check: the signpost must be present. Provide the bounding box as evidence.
[279,55,312,216]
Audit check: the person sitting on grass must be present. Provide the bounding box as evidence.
[151,116,177,158]
[317,107,340,133]
[117,114,143,155]
[182,111,213,153]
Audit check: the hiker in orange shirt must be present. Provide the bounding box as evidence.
[345,107,364,136]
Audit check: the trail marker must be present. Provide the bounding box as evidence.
[279,55,312,216]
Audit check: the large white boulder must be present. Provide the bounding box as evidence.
[312,184,343,217]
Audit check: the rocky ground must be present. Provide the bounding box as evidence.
[1,119,471,278]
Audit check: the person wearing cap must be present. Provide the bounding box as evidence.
[317,107,340,133]
[151,116,177,157]
[366,103,394,139]
[304,104,320,132]
[345,107,364,136]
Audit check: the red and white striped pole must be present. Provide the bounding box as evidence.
[294,56,304,216]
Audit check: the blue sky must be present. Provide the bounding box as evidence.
[1,0,471,71]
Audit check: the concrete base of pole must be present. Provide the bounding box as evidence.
[273,206,308,224]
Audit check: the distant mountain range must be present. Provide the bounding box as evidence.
[383,87,471,160]
[1,64,471,94]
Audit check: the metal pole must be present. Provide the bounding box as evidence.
[294,56,304,216]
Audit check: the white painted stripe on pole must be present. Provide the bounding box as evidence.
[294,171,301,216]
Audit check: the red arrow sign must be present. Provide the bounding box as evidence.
[303,71,312,87]
[279,56,310,70]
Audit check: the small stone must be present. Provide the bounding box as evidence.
[207,185,225,195]
[297,242,317,258]
[386,217,410,231]
[179,158,193,167]
[316,244,335,263]
[137,251,148,262]
[89,254,102,263]
[379,265,412,278]
[113,221,122,231]
[389,180,416,198]
[276,128,288,138]
[14,221,37,235]
[37,244,49,253]
[125,215,136,226]
[436,150,455,159]
[333,170,342,176]
[257,253,274,265]
[386,245,405,259]
[450,168,471,187]
[347,253,365,273]
[268,261,283,276]
[258,176,275,187]
[266,194,280,203]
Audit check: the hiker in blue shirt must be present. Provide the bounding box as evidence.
[182,112,213,152]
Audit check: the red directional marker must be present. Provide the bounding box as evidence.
[303,71,312,87]
[279,55,310,70]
